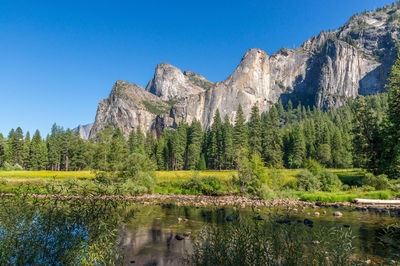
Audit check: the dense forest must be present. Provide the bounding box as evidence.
[1,54,400,179]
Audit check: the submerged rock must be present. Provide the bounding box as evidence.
[175,235,184,240]
[333,211,343,217]
[304,218,314,228]
[226,216,234,222]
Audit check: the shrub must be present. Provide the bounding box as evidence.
[13,164,23,171]
[180,174,222,195]
[319,170,342,192]
[296,170,320,191]
[303,158,323,176]
[362,173,391,190]
[361,185,375,192]
[95,153,156,195]
[0,162,23,171]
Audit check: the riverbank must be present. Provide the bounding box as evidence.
[2,192,400,216]
[1,169,399,204]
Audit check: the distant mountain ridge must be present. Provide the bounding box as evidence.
[80,2,400,139]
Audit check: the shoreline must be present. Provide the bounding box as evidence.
[2,192,400,215]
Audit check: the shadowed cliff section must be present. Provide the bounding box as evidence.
[86,3,400,139]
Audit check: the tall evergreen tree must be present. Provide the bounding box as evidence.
[233,104,248,153]
[222,115,234,169]
[287,124,306,168]
[261,106,283,167]
[29,130,48,170]
[207,110,223,169]
[187,119,203,170]
[381,49,400,177]
[248,105,262,156]
[0,134,6,167]
[6,127,24,166]
[352,97,380,171]
[107,128,128,171]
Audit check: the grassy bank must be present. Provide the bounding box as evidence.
[0,169,398,203]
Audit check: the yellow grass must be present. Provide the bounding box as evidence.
[155,170,237,182]
[0,171,95,179]
[0,169,358,185]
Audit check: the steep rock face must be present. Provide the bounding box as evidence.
[89,3,400,137]
[89,80,170,138]
[75,123,93,140]
[315,39,381,109]
[145,63,211,101]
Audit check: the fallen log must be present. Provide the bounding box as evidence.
[354,198,400,205]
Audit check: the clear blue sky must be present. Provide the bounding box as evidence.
[0,0,394,137]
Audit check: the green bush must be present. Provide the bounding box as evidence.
[362,173,391,190]
[95,153,156,195]
[361,185,376,192]
[303,158,323,176]
[296,170,320,191]
[0,162,23,171]
[180,175,222,195]
[319,170,342,192]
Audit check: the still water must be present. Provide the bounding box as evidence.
[120,204,400,265]
[0,197,399,265]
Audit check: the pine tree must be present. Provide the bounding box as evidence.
[222,115,234,169]
[127,130,137,153]
[6,127,24,166]
[287,124,306,168]
[0,134,6,167]
[381,49,400,177]
[233,105,248,153]
[107,128,128,171]
[93,124,113,170]
[29,130,48,170]
[171,123,187,170]
[187,119,203,170]
[261,106,283,167]
[248,105,262,156]
[352,97,380,171]
[136,128,146,155]
[207,110,223,169]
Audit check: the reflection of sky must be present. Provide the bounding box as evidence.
[0,213,88,265]
[1,203,399,265]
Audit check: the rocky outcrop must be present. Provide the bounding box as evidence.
[145,63,211,101]
[89,2,400,138]
[89,81,170,138]
[75,124,93,140]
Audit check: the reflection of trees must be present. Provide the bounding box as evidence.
[0,193,130,265]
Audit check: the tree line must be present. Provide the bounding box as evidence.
[1,52,400,178]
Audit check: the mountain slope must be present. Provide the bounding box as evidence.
[88,2,400,138]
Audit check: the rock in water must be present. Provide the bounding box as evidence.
[304,218,314,228]
[175,235,184,240]
[226,216,234,222]
[333,211,343,217]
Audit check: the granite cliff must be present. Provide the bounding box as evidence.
[86,3,400,139]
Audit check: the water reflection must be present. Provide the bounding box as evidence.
[0,196,399,265]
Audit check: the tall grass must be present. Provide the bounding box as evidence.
[297,190,394,202]
[188,214,356,265]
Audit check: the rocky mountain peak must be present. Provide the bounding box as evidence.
[88,3,400,138]
[224,48,271,97]
[145,63,207,101]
